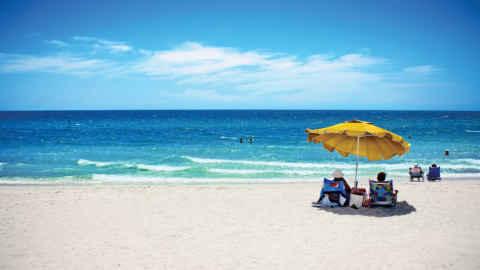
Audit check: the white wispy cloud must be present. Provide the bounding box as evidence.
[133,42,272,77]
[402,65,442,74]
[44,39,68,47]
[159,88,240,102]
[0,38,443,103]
[0,53,110,75]
[71,36,133,53]
[129,43,385,98]
[108,45,132,52]
[72,36,97,41]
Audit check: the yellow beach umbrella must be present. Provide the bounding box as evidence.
[305,120,410,187]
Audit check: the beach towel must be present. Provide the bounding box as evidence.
[312,196,339,208]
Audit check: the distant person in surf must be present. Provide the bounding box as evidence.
[444,150,449,155]
[249,138,253,143]
[240,138,243,143]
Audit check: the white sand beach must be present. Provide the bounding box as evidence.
[1,180,480,269]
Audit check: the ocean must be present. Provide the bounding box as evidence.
[1,110,479,184]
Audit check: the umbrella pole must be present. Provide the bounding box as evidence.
[354,137,359,191]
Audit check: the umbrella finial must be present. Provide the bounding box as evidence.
[346,119,372,124]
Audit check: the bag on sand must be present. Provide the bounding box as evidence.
[349,193,364,209]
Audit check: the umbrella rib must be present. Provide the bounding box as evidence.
[364,136,368,158]
[396,138,409,153]
[386,132,409,153]
[312,132,337,144]
[373,136,385,160]
[332,133,347,149]
[321,133,337,142]
[350,136,356,155]
[384,134,400,156]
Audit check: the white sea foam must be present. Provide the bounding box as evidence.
[87,174,480,183]
[78,159,190,171]
[209,168,267,174]
[209,168,319,175]
[465,130,480,133]
[127,164,190,171]
[183,156,480,171]
[461,159,480,165]
[90,174,320,183]
[78,159,113,167]
[2,173,480,185]
[183,156,324,168]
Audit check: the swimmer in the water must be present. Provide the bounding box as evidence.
[240,138,243,143]
[444,150,449,155]
[249,138,253,143]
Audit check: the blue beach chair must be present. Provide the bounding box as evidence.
[316,178,350,206]
[409,167,424,181]
[427,167,441,181]
[368,180,398,209]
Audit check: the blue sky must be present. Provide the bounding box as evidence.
[0,0,479,110]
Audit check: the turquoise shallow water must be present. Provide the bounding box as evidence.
[1,110,479,184]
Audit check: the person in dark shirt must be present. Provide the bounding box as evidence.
[377,172,387,182]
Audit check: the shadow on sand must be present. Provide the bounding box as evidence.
[314,201,416,217]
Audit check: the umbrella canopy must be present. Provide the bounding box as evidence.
[305,120,410,161]
[305,120,411,187]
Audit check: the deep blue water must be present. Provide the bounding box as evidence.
[1,110,479,184]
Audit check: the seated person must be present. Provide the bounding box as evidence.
[409,163,424,181]
[427,164,440,179]
[330,169,351,194]
[376,172,387,182]
[427,163,437,176]
[373,172,398,195]
[312,169,351,205]
[369,172,399,207]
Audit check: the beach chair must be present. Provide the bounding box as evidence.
[368,180,398,209]
[427,167,441,181]
[314,178,349,207]
[409,167,424,181]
